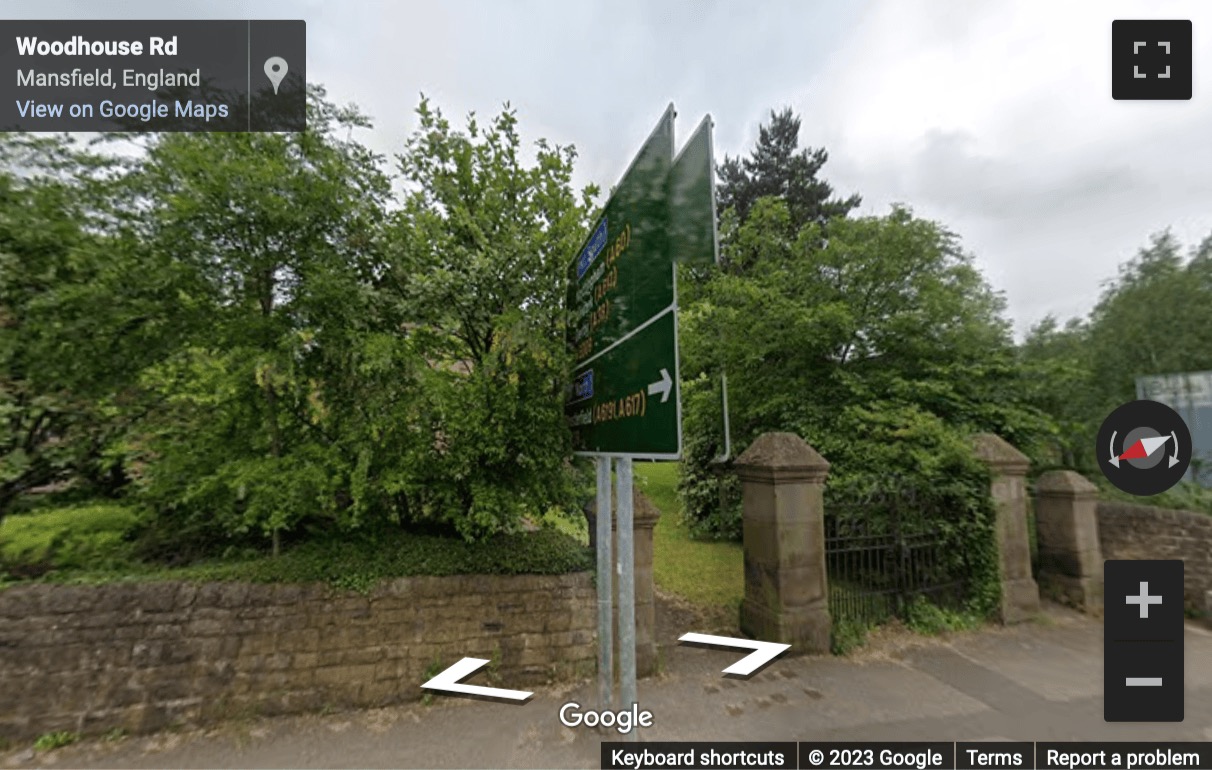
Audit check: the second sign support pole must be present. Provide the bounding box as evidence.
[616,457,637,741]
[595,456,613,710]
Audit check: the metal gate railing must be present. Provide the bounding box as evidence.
[825,481,969,629]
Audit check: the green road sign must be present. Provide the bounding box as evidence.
[568,307,680,458]
[566,106,717,458]
[669,115,719,267]
[567,105,674,366]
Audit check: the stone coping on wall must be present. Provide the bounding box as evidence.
[0,572,597,742]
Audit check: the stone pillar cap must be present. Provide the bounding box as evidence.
[734,432,829,482]
[971,432,1030,474]
[1035,469,1099,496]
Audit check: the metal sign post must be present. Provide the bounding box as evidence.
[615,457,636,741]
[595,456,613,710]
[567,105,722,738]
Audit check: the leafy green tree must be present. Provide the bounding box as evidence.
[679,200,1052,538]
[1018,315,1094,469]
[1087,232,1212,408]
[1019,230,1212,474]
[716,107,860,242]
[128,90,393,553]
[0,134,177,519]
[377,98,598,540]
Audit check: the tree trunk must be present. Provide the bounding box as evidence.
[258,264,284,557]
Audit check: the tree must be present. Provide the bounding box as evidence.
[716,107,860,242]
[376,97,598,540]
[1086,232,1212,409]
[2,91,601,550]
[679,200,1052,538]
[1018,315,1094,469]
[128,89,393,553]
[1019,230,1212,474]
[0,134,174,520]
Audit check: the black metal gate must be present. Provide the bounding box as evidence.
[824,480,969,628]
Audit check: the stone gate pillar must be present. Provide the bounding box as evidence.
[972,433,1041,624]
[736,432,831,654]
[585,488,660,678]
[1034,470,1103,612]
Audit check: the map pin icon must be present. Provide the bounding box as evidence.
[263,57,288,94]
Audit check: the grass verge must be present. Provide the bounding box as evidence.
[635,462,744,613]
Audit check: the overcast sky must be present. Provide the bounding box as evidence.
[10,0,1212,337]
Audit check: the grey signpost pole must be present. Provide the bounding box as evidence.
[615,456,637,741]
[595,456,613,710]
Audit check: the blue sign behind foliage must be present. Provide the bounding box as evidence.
[576,218,608,280]
[571,369,594,403]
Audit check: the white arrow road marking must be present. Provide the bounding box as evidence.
[421,657,533,701]
[648,367,673,403]
[678,633,790,677]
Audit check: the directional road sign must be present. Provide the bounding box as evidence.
[568,308,680,457]
[567,105,674,367]
[565,105,717,458]
[668,115,719,267]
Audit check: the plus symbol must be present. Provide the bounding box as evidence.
[1126,581,1163,619]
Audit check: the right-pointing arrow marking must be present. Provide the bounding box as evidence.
[421,657,533,702]
[678,633,790,677]
[648,367,673,403]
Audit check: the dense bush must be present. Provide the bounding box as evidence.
[0,503,592,589]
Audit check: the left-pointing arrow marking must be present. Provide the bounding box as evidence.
[678,633,790,677]
[648,367,673,403]
[420,657,533,701]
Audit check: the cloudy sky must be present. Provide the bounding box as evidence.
[11,0,1212,336]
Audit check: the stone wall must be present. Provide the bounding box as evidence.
[0,573,596,742]
[1097,501,1212,612]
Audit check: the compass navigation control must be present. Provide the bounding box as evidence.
[1097,399,1192,496]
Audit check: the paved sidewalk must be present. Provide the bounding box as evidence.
[6,604,1212,769]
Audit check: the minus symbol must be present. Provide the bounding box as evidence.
[1126,677,1163,686]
